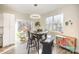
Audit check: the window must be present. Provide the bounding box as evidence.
[16,19,32,32]
[46,13,63,32]
[46,16,54,31]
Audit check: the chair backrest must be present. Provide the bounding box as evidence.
[27,31,35,40]
[41,33,47,41]
[37,29,42,32]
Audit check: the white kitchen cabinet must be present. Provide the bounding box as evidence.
[0,13,15,47]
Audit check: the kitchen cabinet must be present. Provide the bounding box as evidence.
[0,13,15,47]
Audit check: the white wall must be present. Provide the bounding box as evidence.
[62,5,79,52]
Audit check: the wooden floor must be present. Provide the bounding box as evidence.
[0,44,15,53]
[0,39,78,54]
[0,43,74,54]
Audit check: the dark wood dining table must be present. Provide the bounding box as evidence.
[30,31,48,53]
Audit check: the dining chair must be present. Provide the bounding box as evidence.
[26,31,38,54]
[40,33,47,42]
[40,35,54,54]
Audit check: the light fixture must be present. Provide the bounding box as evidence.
[34,4,38,7]
[30,14,41,19]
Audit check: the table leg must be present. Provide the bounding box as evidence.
[37,39,39,54]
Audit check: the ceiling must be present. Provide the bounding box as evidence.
[3,4,65,15]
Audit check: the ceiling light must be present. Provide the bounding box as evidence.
[30,14,41,19]
[34,4,38,7]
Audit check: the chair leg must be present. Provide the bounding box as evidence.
[27,40,30,54]
[28,45,30,54]
[36,40,39,54]
[27,39,39,54]
[26,41,29,49]
[38,41,39,54]
[35,40,38,53]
